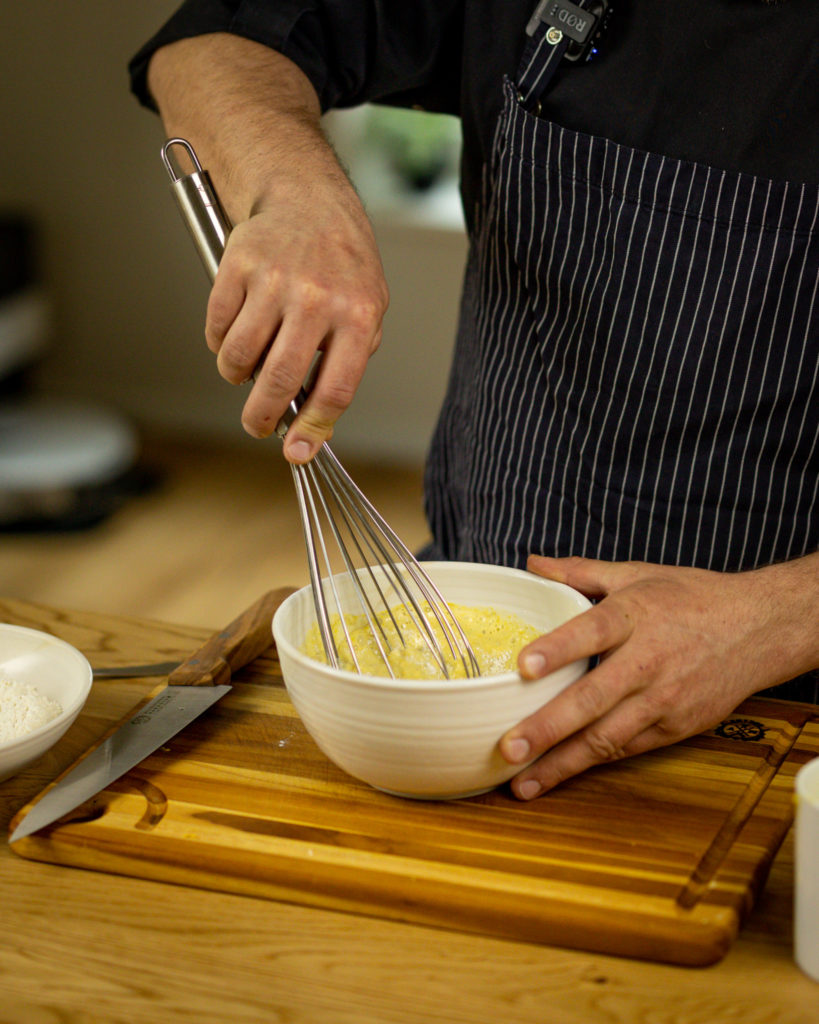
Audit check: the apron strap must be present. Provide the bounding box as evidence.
[517,0,598,109]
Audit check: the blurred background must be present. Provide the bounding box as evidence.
[0,2,467,627]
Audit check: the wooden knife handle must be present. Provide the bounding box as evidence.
[167,587,295,686]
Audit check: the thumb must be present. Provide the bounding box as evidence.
[526,553,645,599]
[282,404,336,464]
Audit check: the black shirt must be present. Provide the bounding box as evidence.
[130,1,818,233]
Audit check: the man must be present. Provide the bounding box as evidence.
[130,1,818,800]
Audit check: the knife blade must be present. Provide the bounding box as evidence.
[8,588,292,845]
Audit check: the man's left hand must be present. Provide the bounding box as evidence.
[499,552,818,799]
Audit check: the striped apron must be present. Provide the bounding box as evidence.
[423,11,819,701]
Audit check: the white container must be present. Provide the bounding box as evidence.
[273,561,591,799]
[795,756,819,982]
[0,624,93,782]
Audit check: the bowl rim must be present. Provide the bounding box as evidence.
[0,623,93,751]
[272,560,592,691]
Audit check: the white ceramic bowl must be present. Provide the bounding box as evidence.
[0,624,93,783]
[273,561,592,799]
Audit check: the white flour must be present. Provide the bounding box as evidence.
[0,677,62,742]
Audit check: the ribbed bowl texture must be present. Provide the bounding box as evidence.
[273,562,592,799]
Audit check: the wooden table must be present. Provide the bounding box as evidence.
[1,597,817,1024]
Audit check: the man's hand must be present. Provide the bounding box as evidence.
[148,34,389,462]
[207,181,388,459]
[500,552,819,799]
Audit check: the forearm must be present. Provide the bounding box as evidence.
[146,33,349,222]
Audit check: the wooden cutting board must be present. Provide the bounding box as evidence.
[10,646,818,967]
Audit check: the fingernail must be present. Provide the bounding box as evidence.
[520,652,547,678]
[503,737,531,763]
[518,779,542,801]
[287,439,315,463]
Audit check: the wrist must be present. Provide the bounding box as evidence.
[147,33,328,221]
[741,553,819,687]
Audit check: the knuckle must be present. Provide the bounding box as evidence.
[207,297,234,333]
[590,600,633,646]
[256,263,283,293]
[205,306,235,351]
[219,337,258,372]
[344,296,384,335]
[259,361,303,397]
[583,607,613,648]
[573,676,610,719]
[319,378,357,414]
[527,717,562,752]
[635,686,667,721]
[295,278,330,316]
[582,728,625,763]
[651,717,680,741]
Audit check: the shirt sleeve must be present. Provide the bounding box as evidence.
[128,0,463,115]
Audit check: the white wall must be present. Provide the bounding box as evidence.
[0,3,467,464]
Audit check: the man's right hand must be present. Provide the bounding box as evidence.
[148,33,389,462]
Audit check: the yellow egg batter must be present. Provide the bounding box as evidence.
[301,602,540,679]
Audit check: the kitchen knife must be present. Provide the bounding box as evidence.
[8,588,292,845]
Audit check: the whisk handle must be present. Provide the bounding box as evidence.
[161,137,317,436]
[162,138,231,283]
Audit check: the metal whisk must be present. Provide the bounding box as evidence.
[161,138,480,679]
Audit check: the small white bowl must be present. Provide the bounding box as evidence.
[0,624,93,783]
[273,561,592,799]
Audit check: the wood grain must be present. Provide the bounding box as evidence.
[8,598,818,968]
[2,598,818,1024]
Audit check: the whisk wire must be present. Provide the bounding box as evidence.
[306,457,398,677]
[290,462,340,669]
[314,457,405,644]
[315,454,452,676]
[319,447,481,678]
